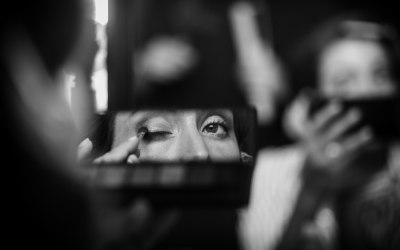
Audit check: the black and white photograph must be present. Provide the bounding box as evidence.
[3,0,399,249]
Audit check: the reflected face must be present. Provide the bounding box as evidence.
[319,39,396,99]
[114,109,240,162]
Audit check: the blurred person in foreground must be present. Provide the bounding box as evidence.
[1,0,98,249]
[1,1,168,250]
[240,11,400,250]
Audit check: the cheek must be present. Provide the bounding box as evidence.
[205,139,241,161]
[365,78,397,96]
[139,140,175,161]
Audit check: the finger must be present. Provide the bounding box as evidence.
[340,127,373,157]
[77,138,93,161]
[311,101,342,133]
[284,93,311,139]
[127,154,140,164]
[323,109,361,143]
[94,136,140,164]
[321,127,372,168]
[324,128,374,185]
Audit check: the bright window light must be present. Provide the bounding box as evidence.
[94,0,108,25]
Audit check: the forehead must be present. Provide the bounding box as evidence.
[127,109,234,123]
[319,39,389,71]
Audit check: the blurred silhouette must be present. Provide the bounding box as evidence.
[277,10,400,250]
[125,0,247,108]
[1,1,181,250]
[1,0,99,249]
[239,10,400,250]
[229,0,290,148]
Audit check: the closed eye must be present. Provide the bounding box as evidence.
[143,130,172,142]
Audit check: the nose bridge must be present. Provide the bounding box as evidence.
[178,119,210,161]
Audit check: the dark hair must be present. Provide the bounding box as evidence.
[233,107,256,158]
[290,11,400,97]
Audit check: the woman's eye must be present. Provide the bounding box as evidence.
[202,122,228,139]
[143,131,171,142]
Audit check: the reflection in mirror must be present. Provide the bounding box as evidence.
[79,107,256,207]
[85,107,256,164]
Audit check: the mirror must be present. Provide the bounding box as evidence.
[81,107,257,207]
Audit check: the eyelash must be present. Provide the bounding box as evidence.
[201,120,229,138]
[139,127,172,142]
[137,118,229,142]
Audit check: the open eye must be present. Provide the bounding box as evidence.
[201,116,229,139]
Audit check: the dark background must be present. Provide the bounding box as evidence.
[267,0,400,74]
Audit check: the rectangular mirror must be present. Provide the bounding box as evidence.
[82,107,257,207]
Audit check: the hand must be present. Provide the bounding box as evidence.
[76,136,140,182]
[304,101,371,168]
[289,93,374,192]
[77,136,179,249]
[93,135,141,164]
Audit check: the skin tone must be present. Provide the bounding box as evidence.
[306,39,396,178]
[319,39,396,99]
[94,109,241,164]
[286,38,397,184]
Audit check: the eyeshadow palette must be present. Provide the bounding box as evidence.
[87,162,253,208]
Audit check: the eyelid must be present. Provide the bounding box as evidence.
[142,130,172,142]
[139,126,173,142]
[201,117,230,139]
[201,110,233,128]
[201,115,228,130]
[136,116,173,134]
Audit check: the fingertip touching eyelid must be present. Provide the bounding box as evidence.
[142,130,172,142]
[135,116,173,132]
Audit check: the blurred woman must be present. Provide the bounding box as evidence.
[279,11,400,250]
[1,1,99,249]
